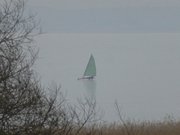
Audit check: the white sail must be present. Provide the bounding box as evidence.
[84,54,96,77]
[78,54,96,80]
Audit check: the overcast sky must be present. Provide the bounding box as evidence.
[29,0,180,9]
[28,0,180,33]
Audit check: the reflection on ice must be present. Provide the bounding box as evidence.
[82,79,96,100]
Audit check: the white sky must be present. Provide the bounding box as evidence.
[29,0,180,9]
[27,0,180,33]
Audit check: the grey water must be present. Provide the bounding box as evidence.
[35,33,180,122]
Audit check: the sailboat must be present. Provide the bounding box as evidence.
[78,54,96,80]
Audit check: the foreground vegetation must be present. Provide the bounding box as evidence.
[83,103,180,135]
[76,119,180,135]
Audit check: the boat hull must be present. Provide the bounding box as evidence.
[78,76,95,80]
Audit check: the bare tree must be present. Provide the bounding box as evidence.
[0,1,98,135]
[0,0,39,133]
[115,101,138,135]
